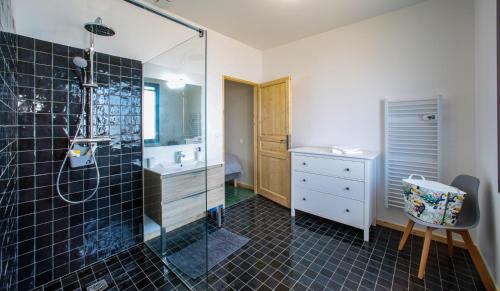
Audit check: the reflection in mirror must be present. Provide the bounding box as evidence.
[143,35,205,149]
[143,75,202,146]
[143,83,160,144]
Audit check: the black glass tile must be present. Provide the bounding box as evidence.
[53,66,68,79]
[53,43,68,56]
[18,73,35,87]
[18,34,35,49]
[53,55,69,68]
[35,64,52,78]
[109,55,120,66]
[35,51,52,65]
[110,65,120,76]
[35,39,52,54]
[68,46,83,58]
[34,76,52,89]
[18,61,34,74]
[18,47,34,62]
[12,34,144,288]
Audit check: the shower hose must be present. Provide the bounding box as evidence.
[56,91,100,204]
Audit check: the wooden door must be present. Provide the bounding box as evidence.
[256,77,291,208]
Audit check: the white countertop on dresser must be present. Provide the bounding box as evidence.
[289,146,379,160]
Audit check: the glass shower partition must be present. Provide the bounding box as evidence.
[142,33,208,289]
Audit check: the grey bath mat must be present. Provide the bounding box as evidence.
[166,228,249,279]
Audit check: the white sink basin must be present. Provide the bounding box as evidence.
[148,161,206,176]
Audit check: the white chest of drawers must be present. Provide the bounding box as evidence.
[290,147,379,241]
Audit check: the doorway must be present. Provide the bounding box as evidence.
[223,76,258,207]
[223,75,292,208]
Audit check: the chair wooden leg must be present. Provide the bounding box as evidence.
[459,230,494,291]
[233,178,238,188]
[446,230,454,257]
[418,227,433,279]
[398,219,415,251]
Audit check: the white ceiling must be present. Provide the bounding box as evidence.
[12,0,198,62]
[148,0,425,49]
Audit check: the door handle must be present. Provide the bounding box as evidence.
[279,135,291,149]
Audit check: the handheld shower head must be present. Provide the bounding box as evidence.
[72,57,88,85]
[73,56,88,69]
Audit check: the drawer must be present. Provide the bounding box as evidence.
[207,186,225,210]
[294,154,364,180]
[294,172,364,201]
[294,187,364,228]
[207,165,224,190]
[163,193,206,232]
[162,170,206,203]
[162,165,224,203]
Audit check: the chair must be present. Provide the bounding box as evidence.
[398,175,492,290]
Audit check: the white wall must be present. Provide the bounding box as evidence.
[206,31,262,165]
[263,0,475,226]
[474,0,499,283]
[224,81,255,186]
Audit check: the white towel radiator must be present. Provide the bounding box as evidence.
[384,96,442,208]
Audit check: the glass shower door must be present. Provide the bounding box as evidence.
[142,33,208,289]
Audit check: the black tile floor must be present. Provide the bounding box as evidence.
[38,196,485,291]
[34,244,187,291]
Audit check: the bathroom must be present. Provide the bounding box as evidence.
[1,0,499,290]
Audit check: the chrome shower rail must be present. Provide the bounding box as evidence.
[123,0,206,37]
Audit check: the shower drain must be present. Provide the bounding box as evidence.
[86,279,108,291]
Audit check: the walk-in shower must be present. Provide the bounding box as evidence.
[6,1,209,289]
[56,17,115,204]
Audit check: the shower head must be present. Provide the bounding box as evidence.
[84,17,115,36]
[72,57,87,85]
[73,57,88,69]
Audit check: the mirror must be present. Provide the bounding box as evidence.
[143,66,202,146]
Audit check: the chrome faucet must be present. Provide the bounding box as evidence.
[174,151,185,164]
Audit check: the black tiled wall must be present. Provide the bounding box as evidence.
[15,35,143,289]
[0,0,19,290]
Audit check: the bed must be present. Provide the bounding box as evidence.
[225,153,242,188]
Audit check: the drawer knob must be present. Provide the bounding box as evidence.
[302,162,307,166]
[302,197,306,201]
[345,168,350,172]
[302,178,306,182]
[345,187,350,191]
[345,208,350,213]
